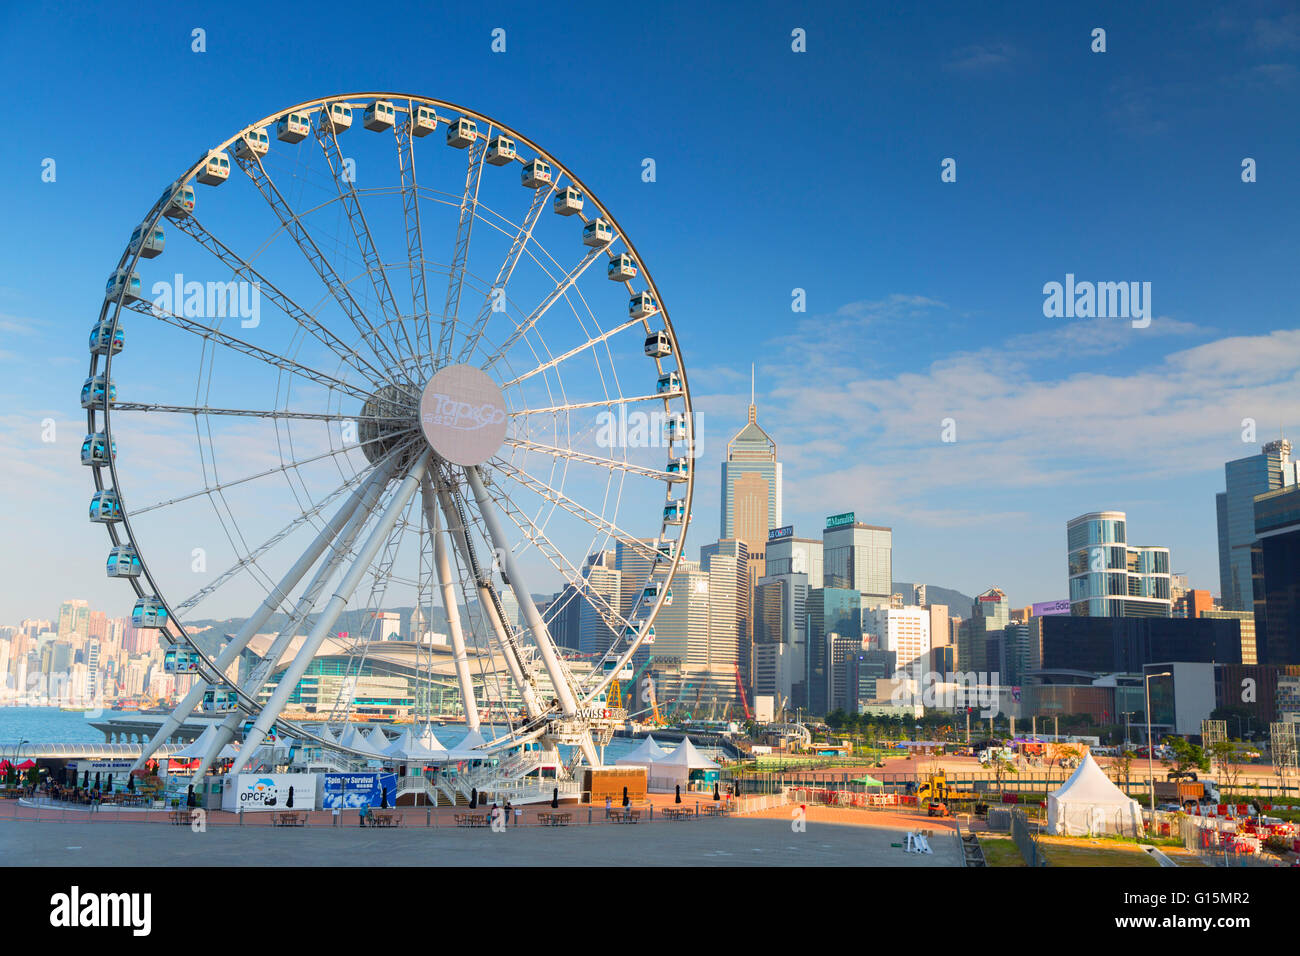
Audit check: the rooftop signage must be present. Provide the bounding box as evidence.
[1031,599,1071,616]
[826,512,855,530]
[768,525,794,541]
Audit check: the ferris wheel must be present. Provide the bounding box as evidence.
[81,93,694,778]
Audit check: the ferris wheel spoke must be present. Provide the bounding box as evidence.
[129,434,392,518]
[491,481,632,640]
[454,180,555,365]
[478,246,605,370]
[196,457,405,776]
[420,474,481,730]
[232,448,431,773]
[489,457,662,562]
[438,130,491,365]
[433,470,543,719]
[169,460,381,613]
[502,437,673,483]
[122,298,378,405]
[109,401,414,427]
[510,391,671,418]
[325,489,417,724]
[463,465,599,766]
[231,151,411,381]
[498,316,644,389]
[172,214,407,395]
[135,460,394,774]
[314,117,416,366]
[396,105,433,377]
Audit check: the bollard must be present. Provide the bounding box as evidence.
[588,807,592,825]
[426,808,431,828]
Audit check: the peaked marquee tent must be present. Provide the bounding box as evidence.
[615,735,670,767]
[1047,753,1143,837]
[645,736,720,792]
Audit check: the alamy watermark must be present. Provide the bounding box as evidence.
[889,667,1002,717]
[1042,273,1151,328]
[151,273,261,328]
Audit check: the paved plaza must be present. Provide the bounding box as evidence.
[0,814,962,867]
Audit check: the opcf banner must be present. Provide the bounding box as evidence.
[322,772,398,809]
[233,773,317,811]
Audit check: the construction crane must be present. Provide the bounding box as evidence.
[734,664,752,721]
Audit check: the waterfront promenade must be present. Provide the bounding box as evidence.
[0,810,962,866]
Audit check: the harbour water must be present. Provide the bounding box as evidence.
[0,707,660,763]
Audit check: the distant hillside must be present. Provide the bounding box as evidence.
[892,582,975,615]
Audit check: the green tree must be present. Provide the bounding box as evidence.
[1165,736,1210,775]
[1209,740,1245,797]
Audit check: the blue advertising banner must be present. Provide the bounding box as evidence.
[322,772,398,809]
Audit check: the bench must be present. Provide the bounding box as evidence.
[369,811,399,827]
[608,809,641,824]
[272,811,307,827]
[538,812,572,827]
[454,813,489,827]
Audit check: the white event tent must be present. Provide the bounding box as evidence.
[615,735,669,767]
[1046,753,1143,837]
[645,736,720,792]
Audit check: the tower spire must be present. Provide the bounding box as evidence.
[748,363,756,424]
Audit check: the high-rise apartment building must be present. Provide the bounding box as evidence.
[765,529,823,587]
[57,600,90,640]
[1217,439,1299,612]
[1066,511,1172,617]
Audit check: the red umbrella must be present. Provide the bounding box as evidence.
[16,760,36,770]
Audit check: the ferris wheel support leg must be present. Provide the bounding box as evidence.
[230,450,432,775]
[129,463,390,774]
[422,475,481,732]
[463,465,600,767]
[188,459,398,782]
[433,475,542,720]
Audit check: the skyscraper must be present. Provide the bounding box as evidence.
[1217,439,1299,612]
[577,564,623,656]
[720,368,781,582]
[765,528,823,587]
[807,587,863,714]
[1066,511,1172,617]
[57,600,90,640]
[1253,484,1300,666]
[701,538,750,694]
[822,513,892,604]
[959,587,1010,674]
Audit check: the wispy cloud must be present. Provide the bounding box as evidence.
[946,42,1015,73]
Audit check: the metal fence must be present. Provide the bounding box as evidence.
[1010,808,1047,867]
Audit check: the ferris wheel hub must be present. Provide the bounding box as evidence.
[418,363,509,466]
[358,383,419,468]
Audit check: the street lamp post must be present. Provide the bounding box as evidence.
[1145,672,1171,819]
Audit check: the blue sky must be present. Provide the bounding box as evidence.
[0,1,1298,624]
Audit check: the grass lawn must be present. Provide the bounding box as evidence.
[1038,838,1161,867]
[977,835,1026,867]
